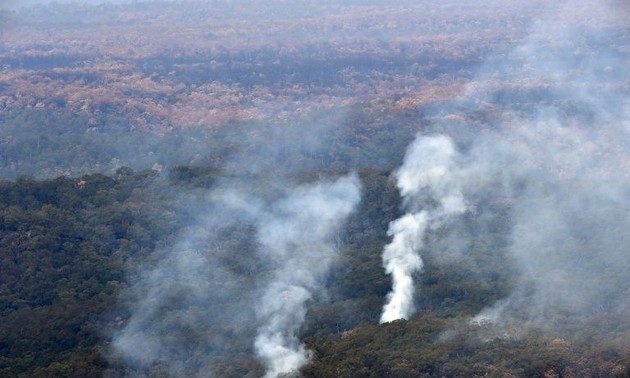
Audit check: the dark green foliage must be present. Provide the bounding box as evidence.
[0,165,629,376]
[0,105,628,376]
[302,317,630,377]
[0,170,175,376]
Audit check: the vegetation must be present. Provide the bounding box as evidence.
[0,169,173,376]
[0,162,628,376]
[0,0,627,376]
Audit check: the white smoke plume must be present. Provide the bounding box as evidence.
[380,135,467,323]
[411,0,630,338]
[254,173,362,377]
[381,1,628,333]
[109,173,361,377]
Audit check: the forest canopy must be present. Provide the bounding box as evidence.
[0,0,628,377]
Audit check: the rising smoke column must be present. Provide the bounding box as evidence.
[380,135,466,323]
[254,173,361,377]
[109,173,360,377]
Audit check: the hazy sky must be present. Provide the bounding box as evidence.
[1,0,140,9]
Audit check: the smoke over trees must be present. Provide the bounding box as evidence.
[380,135,466,323]
[0,0,627,377]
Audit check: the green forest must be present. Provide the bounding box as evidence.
[1,0,628,377]
[0,106,629,376]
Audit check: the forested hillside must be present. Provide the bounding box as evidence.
[1,162,628,376]
[0,169,170,376]
[0,0,628,377]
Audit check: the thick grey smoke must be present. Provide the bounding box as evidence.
[254,174,361,377]
[110,173,361,376]
[468,110,629,334]
[466,0,628,335]
[410,0,630,337]
[380,135,467,323]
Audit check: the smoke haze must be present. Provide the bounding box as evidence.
[1,0,627,375]
[107,0,628,370]
[109,168,360,377]
[409,0,630,337]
